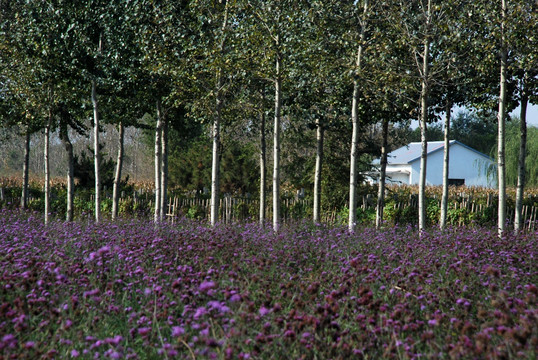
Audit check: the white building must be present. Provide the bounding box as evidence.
[371,140,497,187]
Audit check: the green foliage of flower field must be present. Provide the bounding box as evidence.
[0,210,537,359]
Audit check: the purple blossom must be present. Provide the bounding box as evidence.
[207,300,230,314]
[138,327,151,336]
[259,306,271,316]
[199,280,216,292]
[105,335,123,346]
[98,245,110,255]
[2,334,17,348]
[194,307,207,319]
[104,349,121,359]
[172,326,185,337]
[229,294,241,302]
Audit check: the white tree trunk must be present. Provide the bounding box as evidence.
[92,80,101,223]
[154,100,163,223]
[60,123,74,222]
[440,101,451,230]
[259,96,267,227]
[376,118,389,229]
[497,0,508,237]
[160,117,169,222]
[112,121,124,220]
[313,118,324,224]
[211,98,221,226]
[349,0,368,232]
[44,116,51,225]
[418,0,431,233]
[273,50,282,233]
[21,126,30,209]
[349,79,360,232]
[514,75,528,233]
[210,1,229,226]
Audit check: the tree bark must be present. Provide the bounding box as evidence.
[418,0,431,233]
[211,92,222,226]
[211,1,229,226]
[259,91,267,227]
[91,80,101,223]
[313,117,324,224]
[160,116,168,222]
[497,0,508,237]
[21,125,30,209]
[440,101,451,230]
[514,74,528,233]
[349,0,368,232]
[44,112,51,225]
[112,121,125,220]
[273,47,282,233]
[376,118,389,229]
[60,122,74,222]
[154,99,163,223]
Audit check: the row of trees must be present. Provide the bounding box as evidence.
[1,1,537,234]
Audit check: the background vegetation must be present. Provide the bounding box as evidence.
[1,0,537,227]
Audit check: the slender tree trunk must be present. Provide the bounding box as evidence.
[440,101,452,230]
[497,0,508,237]
[376,118,389,229]
[349,0,368,232]
[259,92,267,227]
[91,80,101,223]
[44,113,51,225]
[160,117,169,222]
[211,1,229,226]
[66,135,74,222]
[154,100,163,223]
[349,78,360,232]
[60,123,74,222]
[514,75,528,233]
[418,1,431,233]
[112,121,125,220]
[21,126,30,209]
[211,92,222,226]
[273,48,282,233]
[313,118,324,224]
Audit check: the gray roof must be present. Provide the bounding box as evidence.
[374,140,494,165]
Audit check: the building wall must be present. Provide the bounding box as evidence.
[408,143,496,187]
[385,164,411,184]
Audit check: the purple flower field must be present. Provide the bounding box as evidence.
[0,209,537,359]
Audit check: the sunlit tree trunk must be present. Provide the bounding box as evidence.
[92,79,101,223]
[349,0,368,232]
[514,74,528,233]
[210,1,229,226]
[21,125,30,209]
[154,100,163,223]
[376,118,389,229]
[259,93,267,227]
[497,0,508,237]
[313,118,324,224]
[44,112,51,225]
[418,0,431,233]
[211,92,222,226]
[273,49,282,232]
[112,121,124,220]
[160,117,169,222]
[440,101,451,230]
[60,122,74,222]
